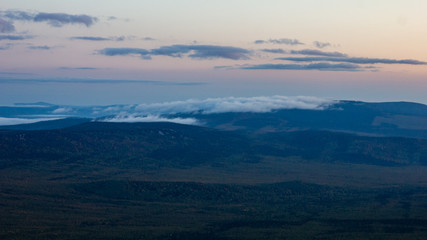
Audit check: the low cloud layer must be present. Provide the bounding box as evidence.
[51,107,73,114]
[132,96,334,115]
[277,57,427,65]
[255,38,304,45]
[98,44,251,60]
[100,114,198,125]
[239,63,365,71]
[0,96,336,126]
[93,96,334,125]
[0,117,60,126]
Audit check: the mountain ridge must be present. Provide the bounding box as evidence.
[1,100,427,139]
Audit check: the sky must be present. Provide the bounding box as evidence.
[1,0,427,105]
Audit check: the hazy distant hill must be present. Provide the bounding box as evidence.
[0,118,91,130]
[183,100,427,138]
[3,100,427,139]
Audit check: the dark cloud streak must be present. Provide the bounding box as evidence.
[239,62,366,71]
[59,67,97,70]
[71,36,111,41]
[186,45,250,60]
[70,36,125,41]
[1,10,98,27]
[147,45,189,57]
[254,38,304,45]
[278,56,427,65]
[97,48,151,59]
[0,18,15,33]
[0,35,33,40]
[290,49,347,57]
[34,12,97,27]
[261,48,287,54]
[99,45,251,60]
[150,45,251,60]
[28,45,51,50]
[313,41,331,48]
[2,10,34,21]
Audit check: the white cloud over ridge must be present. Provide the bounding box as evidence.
[133,96,335,115]
[0,117,60,126]
[93,96,335,125]
[0,96,335,126]
[52,107,73,114]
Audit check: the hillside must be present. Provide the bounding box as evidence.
[1,121,427,186]
[1,113,427,239]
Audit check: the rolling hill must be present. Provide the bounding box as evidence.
[1,101,427,239]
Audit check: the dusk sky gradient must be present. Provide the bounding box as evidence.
[1,0,427,105]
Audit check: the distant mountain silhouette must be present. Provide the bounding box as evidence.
[180,101,427,138]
